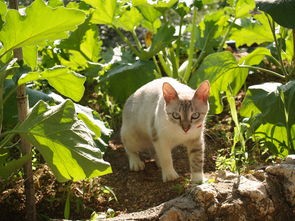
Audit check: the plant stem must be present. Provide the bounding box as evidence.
[9,0,36,220]
[176,15,184,61]
[292,29,295,76]
[218,18,237,52]
[266,14,289,76]
[238,64,286,79]
[113,27,142,59]
[183,6,198,83]
[132,29,142,50]
[152,56,162,77]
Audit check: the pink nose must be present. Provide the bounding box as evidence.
[183,127,190,133]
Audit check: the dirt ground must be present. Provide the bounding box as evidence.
[0,116,228,220]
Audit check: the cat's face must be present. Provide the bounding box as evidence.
[162,81,210,133]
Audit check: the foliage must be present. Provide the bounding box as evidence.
[0,0,112,183]
[1,0,295,218]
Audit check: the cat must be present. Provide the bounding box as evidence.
[120,77,210,183]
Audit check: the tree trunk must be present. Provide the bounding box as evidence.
[8,0,37,220]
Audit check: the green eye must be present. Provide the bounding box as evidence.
[191,112,200,120]
[172,112,181,119]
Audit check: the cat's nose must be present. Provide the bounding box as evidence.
[182,126,190,133]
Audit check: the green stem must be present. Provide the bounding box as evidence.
[218,18,237,52]
[114,27,142,59]
[132,29,142,50]
[183,7,198,83]
[238,64,286,79]
[170,48,179,79]
[266,14,289,76]
[176,15,184,61]
[0,76,4,135]
[279,90,294,152]
[158,51,172,76]
[152,56,162,77]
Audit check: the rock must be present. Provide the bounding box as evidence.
[105,156,295,221]
[266,162,295,219]
[282,154,295,164]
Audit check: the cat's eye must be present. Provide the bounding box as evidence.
[172,112,181,120]
[191,112,200,120]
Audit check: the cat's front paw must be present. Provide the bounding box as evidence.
[162,169,179,182]
[129,158,145,171]
[191,172,204,184]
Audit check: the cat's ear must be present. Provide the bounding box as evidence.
[194,80,210,103]
[162,82,178,103]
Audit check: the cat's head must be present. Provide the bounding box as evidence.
[162,80,210,133]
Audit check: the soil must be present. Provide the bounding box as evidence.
[0,118,228,221]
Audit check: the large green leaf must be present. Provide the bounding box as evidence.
[86,0,116,24]
[140,25,176,60]
[59,19,102,62]
[57,18,102,71]
[257,0,295,29]
[114,7,143,31]
[189,48,269,114]
[195,10,229,53]
[230,13,274,47]
[18,66,86,102]
[136,4,162,32]
[239,47,271,65]
[235,0,255,18]
[101,61,156,105]
[189,51,247,114]
[0,1,7,30]
[16,100,112,182]
[241,81,295,153]
[240,81,295,126]
[0,0,86,57]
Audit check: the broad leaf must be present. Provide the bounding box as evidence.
[140,25,176,60]
[86,0,116,24]
[240,81,295,126]
[101,61,156,104]
[240,81,295,153]
[23,45,38,69]
[18,66,86,102]
[239,47,271,65]
[75,104,113,138]
[235,0,255,18]
[0,0,86,57]
[16,100,112,182]
[230,13,273,47]
[257,0,295,29]
[115,7,143,31]
[59,19,102,62]
[137,4,162,32]
[0,1,7,29]
[189,51,247,114]
[196,10,229,53]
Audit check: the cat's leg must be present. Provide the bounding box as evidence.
[121,135,145,171]
[186,138,204,184]
[153,141,179,182]
[125,149,145,171]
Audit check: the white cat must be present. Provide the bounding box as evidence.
[121,77,210,183]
